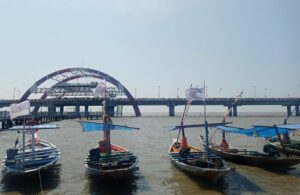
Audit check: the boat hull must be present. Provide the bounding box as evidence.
[169,157,229,183]
[209,145,300,168]
[265,139,300,156]
[85,143,138,179]
[2,137,60,175]
[168,139,231,183]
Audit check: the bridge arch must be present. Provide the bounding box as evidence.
[20,67,141,116]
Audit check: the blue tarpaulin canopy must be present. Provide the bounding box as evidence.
[216,124,300,138]
[79,121,139,132]
[165,122,232,131]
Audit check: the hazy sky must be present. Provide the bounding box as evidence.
[0,0,299,101]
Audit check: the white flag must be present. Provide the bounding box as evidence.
[9,100,30,119]
[185,87,205,102]
[93,82,106,97]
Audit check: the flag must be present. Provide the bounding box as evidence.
[9,100,30,119]
[93,82,106,97]
[185,87,205,102]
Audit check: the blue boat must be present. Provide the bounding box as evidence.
[2,124,61,175]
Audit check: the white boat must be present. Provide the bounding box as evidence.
[2,124,60,175]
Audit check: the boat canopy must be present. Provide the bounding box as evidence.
[216,124,300,138]
[9,124,60,131]
[276,124,300,130]
[79,121,139,132]
[165,122,232,131]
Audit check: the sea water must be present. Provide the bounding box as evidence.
[0,115,300,195]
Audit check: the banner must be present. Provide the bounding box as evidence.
[93,82,106,97]
[9,100,30,119]
[185,87,205,102]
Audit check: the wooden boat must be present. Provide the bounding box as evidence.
[265,138,300,156]
[264,124,300,156]
[79,116,139,179]
[2,124,60,175]
[167,85,231,183]
[206,124,300,168]
[168,138,231,183]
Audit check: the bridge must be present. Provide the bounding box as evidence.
[0,67,299,129]
[1,97,300,117]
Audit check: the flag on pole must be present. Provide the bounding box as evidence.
[93,82,106,97]
[185,86,205,102]
[9,100,30,119]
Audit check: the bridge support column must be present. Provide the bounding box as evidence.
[295,105,300,116]
[233,106,238,117]
[228,106,232,117]
[105,106,115,117]
[287,105,291,117]
[168,104,175,117]
[60,106,64,118]
[85,105,89,118]
[75,105,80,118]
[48,106,56,122]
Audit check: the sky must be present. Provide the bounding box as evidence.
[0,0,299,104]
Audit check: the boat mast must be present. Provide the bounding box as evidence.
[31,129,35,153]
[177,104,188,142]
[102,78,111,153]
[219,90,243,143]
[203,82,210,161]
[22,116,25,170]
[273,124,286,154]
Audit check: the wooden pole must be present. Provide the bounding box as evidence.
[273,125,287,155]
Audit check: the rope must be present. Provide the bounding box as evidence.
[38,169,44,193]
[132,128,138,151]
[209,90,244,142]
[283,107,296,125]
[176,102,191,141]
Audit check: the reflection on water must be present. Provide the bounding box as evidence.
[1,165,61,194]
[222,169,264,194]
[164,165,264,195]
[87,173,139,195]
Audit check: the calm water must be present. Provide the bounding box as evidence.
[0,115,300,195]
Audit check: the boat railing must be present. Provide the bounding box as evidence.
[86,153,135,163]
[11,151,60,160]
[225,148,260,156]
[170,152,222,160]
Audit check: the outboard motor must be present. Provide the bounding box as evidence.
[263,144,280,157]
[6,148,18,160]
[89,148,100,161]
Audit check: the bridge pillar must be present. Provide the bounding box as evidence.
[287,105,291,117]
[60,106,64,117]
[105,106,115,117]
[47,106,56,122]
[228,106,232,117]
[233,106,238,117]
[295,105,300,116]
[168,104,175,117]
[48,106,56,117]
[85,105,89,117]
[75,105,80,118]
